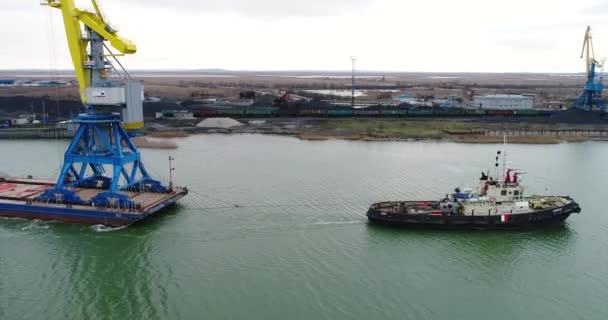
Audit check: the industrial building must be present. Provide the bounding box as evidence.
[472,94,534,110]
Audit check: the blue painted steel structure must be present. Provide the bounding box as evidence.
[36,113,167,208]
[573,63,605,112]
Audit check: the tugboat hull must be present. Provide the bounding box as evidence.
[367,200,581,230]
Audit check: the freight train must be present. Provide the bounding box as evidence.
[189,106,559,118]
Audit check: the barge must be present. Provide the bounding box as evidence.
[367,151,581,229]
[0,177,187,227]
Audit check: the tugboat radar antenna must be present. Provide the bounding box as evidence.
[494,151,500,181]
[502,134,508,184]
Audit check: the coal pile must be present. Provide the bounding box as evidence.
[549,108,608,124]
[0,96,82,118]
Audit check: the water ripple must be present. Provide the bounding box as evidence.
[1,136,607,320]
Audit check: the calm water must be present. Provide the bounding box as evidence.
[1,135,607,320]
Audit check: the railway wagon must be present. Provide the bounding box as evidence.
[432,108,464,116]
[190,106,558,119]
[327,109,354,117]
[354,109,381,116]
[380,109,410,117]
[486,110,515,117]
[193,109,219,117]
[460,109,487,116]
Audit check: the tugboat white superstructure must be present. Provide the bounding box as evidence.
[367,151,581,229]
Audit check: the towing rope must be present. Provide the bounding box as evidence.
[187,189,372,211]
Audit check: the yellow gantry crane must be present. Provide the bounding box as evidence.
[41,0,144,130]
[581,26,603,78]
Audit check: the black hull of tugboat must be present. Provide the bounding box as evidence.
[366,201,581,230]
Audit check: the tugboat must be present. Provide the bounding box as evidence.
[367,151,581,229]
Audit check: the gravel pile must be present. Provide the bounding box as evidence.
[196,118,243,129]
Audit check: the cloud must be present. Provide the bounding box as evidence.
[6,2,32,11]
[581,1,608,14]
[2,0,607,72]
[121,0,373,17]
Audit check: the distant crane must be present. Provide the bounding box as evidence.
[573,26,605,112]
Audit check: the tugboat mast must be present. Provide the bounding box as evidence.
[501,134,508,185]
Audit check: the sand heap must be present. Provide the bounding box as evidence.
[196,117,243,129]
[131,137,177,149]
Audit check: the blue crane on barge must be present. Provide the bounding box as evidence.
[37,0,169,208]
[573,26,606,112]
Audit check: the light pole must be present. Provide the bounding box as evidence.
[168,156,175,191]
[351,56,357,108]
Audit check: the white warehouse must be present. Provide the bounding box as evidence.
[472,95,534,109]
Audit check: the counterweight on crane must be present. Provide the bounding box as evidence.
[573,26,605,112]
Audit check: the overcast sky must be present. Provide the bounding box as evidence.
[1,0,608,72]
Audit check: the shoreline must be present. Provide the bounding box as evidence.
[1,118,606,146]
[145,118,608,144]
[144,129,600,144]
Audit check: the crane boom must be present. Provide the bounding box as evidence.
[42,0,137,102]
[580,26,602,77]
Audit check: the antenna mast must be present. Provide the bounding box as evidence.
[168,156,175,191]
[351,56,357,108]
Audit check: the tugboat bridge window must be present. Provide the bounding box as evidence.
[514,190,520,196]
[501,190,507,196]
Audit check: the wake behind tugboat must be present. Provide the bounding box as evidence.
[367,151,581,229]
